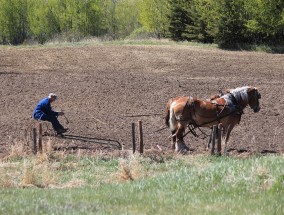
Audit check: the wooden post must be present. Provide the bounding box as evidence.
[38,122,43,153]
[217,124,222,156]
[132,123,136,154]
[138,120,143,154]
[33,128,37,155]
[211,125,217,155]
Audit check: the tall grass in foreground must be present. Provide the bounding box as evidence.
[0,149,283,214]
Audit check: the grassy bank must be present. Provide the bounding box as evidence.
[0,149,284,215]
[2,38,284,53]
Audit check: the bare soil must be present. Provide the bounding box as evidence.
[1,44,284,156]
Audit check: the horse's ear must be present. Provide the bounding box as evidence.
[253,87,260,92]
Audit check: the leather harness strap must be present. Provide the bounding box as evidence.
[228,93,244,115]
[180,96,194,122]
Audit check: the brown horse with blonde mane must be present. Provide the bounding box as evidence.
[164,86,261,153]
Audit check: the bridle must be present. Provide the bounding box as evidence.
[250,89,261,112]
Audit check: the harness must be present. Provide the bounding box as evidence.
[179,96,195,122]
[227,93,244,115]
[181,93,244,139]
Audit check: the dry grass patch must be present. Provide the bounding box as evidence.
[57,178,85,188]
[3,141,27,161]
[113,150,172,182]
[21,155,58,188]
[0,167,14,188]
[116,154,148,181]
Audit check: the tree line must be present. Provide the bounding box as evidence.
[0,0,283,46]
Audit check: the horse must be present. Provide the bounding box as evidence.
[164,86,261,153]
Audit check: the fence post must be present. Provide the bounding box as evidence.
[38,122,43,153]
[132,122,136,154]
[33,128,37,155]
[138,120,143,154]
[217,124,222,156]
[211,125,217,155]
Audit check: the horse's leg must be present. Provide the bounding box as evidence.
[168,107,177,150]
[171,130,176,150]
[180,126,189,151]
[222,114,241,155]
[223,124,234,155]
[175,125,189,152]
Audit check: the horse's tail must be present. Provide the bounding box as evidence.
[164,98,172,127]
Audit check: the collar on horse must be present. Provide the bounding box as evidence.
[228,93,244,114]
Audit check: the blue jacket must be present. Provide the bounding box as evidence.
[33,97,58,120]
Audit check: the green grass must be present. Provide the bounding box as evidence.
[218,42,284,53]
[0,153,284,215]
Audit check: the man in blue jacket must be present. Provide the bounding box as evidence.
[33,93,68,134]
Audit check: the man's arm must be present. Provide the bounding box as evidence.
[47,103,64,116]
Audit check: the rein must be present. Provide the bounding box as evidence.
[145,126,168,135]
[183,124,211,139]
[183,108,243,139]
[182,96,244,139]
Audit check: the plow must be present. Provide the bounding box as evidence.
[24,119,122,154]
[57,134,122,150]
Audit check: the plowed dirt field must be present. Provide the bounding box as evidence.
[1,44,283,156]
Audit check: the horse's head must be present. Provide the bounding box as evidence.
[247,87,261,113]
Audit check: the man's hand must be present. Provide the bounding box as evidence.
[58,112,64,116]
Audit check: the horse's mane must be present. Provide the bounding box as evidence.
[227,86,249,104]
[221,86,249,105]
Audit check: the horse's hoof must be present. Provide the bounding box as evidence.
[175,141,189,153]
[224,150,229,156]
[175,148,189,154]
